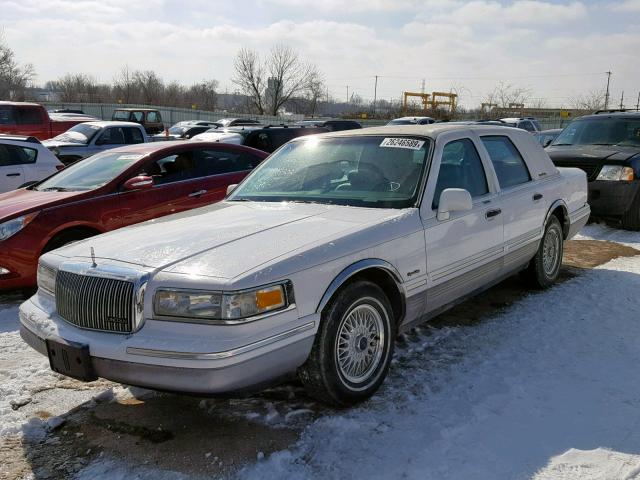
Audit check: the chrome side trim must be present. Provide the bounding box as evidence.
[431,245,504,282]
[569,203,591,223]
[316,259,405,314]
[126,321,316,360]
[505,228,541,251]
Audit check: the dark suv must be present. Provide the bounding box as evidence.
[546,110,640,230]
[295,119,362,131]
[112,109,164,134]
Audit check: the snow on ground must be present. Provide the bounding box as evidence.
[575,222,640,248]
[3,224,640,479]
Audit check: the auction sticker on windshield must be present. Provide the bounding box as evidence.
[380,138,425,150]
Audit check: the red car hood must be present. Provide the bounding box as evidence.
[0,188,84,221]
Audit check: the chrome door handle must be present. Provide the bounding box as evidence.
[486,208,502,219]
[188,189,207,198]
[6,173,20,177]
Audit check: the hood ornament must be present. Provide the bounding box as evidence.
[90,247,97,268]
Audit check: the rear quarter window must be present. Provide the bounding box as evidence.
[16,107,42,124]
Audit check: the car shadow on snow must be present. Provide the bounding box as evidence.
[13,239,640,479]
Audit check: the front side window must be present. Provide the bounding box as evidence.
[35,151,143,191]
[141,151,199,185]
[229,135,430,208]
[132,112,144,123]
[147,111,158,122]
[112,110,129,121]
[0,144,38,166]
[0,106,15,125]
[125,127,145,144]
[481,135,531,189]
[433,138,488,208]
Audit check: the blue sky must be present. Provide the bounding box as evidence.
[2,0,639,108]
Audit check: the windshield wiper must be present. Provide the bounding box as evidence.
[39,187,71,192]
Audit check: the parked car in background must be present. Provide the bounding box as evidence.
[191,125,328,153]
[546,110,640,230]
[0,135,63,193]
[0,141,268,289]
[499,117,542,133]
[50,109,85,115]
[153,124,214,141]
[535,129,562,148]
[295,119,362,131]
[43,122,148,165]
[216,118,262,128]
[386,116,436,125]
[0,102,94,140]
[112,108,164,134]
[20,124,589,406]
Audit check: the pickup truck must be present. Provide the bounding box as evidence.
[0,102,94,140]
[42,121,148,165]
[20,125,589,406]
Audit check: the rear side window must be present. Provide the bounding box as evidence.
[125,127,145,144]
[132,111,144,122]
[194,149,251,175]
[245,132,272,152]
[519,121,536,132]
[147,111,159,122]
[481,136,531,189]
[16,107,42,125]
[98,127,126,145]
[433,138,488,208]
[0,144,38,166]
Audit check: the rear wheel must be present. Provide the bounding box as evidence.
[298,280,396,407]
[523,215,563,288]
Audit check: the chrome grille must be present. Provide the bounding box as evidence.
[554,161,601,181]
[55,271,135,333]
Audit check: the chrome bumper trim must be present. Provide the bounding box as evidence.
[125,321,316,360]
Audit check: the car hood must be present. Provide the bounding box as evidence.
[0,188,83,221]
[546,145,640,163]
[56,201,408,279]
[42,140,86,149]
[190,132,243,143]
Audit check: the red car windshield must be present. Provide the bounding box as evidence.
[35,151,144,192]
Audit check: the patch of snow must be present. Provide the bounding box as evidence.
[575,223,640,248]
[74,458,190,480]
[239,250,640,479]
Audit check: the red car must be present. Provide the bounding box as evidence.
[0,141,268,289]
[0,102,93,140]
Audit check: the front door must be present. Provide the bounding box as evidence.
[421,134,504,312]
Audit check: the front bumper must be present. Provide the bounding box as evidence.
[588,180,640,219]
[19,297,318,394]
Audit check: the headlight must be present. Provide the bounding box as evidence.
[596,165,634,181]
[0,212,39,241]
[154,282,291,323]
[37,263,57,296]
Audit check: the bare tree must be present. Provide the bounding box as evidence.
[187,80,218,110]
[0,32,35,100]
[303,70,324,116]
[570,89,605,111]
[134,70,163,104]
[113,65,136,103]
[233,45,320,116]
[483,82,531,109]
[55,73,99,102]
[233,48,266,114]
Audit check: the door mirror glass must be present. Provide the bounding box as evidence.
[437,188,472,221]
[226,184,238,196]
[123,175,154,191]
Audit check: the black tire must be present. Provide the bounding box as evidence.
[621,191,640,231]
[523,215,564,289]
[42,229,97,254]
[298,280,396,407]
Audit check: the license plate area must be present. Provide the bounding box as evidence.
[46,338,97,382]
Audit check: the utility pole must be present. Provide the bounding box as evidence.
[619,91,624,110]
[373,75,378,117]
[326,86,329,104]
[636,91,639,111]
[346,85,349,104]
[604,71,612,109]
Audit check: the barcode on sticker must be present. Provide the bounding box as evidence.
[380,138,425,150]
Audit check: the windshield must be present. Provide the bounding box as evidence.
[553,117,640,147]
[52,123,102,144]
[35,151,144,191]
[229,135,431,208]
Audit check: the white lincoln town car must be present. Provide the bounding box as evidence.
[20,125,590,406]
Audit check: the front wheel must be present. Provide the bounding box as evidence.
[298,280,396,407]
[523,215,564,288]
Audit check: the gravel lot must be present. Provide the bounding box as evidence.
[1,224,640,479]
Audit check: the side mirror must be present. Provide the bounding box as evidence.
[437,188,472,221]
[123,175,154,191]
[542,138,552,148]
[226,184,238,196]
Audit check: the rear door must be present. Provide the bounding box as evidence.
[0,144,28,192]
[478,134,545,270]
